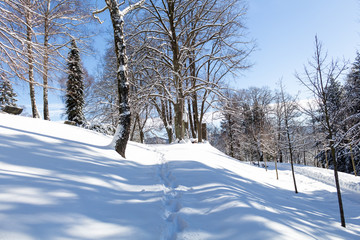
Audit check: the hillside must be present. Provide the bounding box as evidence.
[0,113,359,240]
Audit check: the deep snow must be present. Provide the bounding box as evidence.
[0,113,359,240]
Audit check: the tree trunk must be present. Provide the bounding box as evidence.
[197,91,207,143]
[350,144,357,176]
[153,98,173,143]
[289,141,298,194]
[197,121,202,143]
[26,12,40,119]
[201,123,207,141]
[324,99,345,227]
[227,115,234,157]
[187,98,196,138]
[43,8,50,120]
[137,116,144,143]
[107,0,132,158]
[167,0,184,141]
[286,124,298,194]
[275,155,279,180]
[165,100,173,143]
[189,55,199,137]
[130,115,137,141]
[264,154,268,171]
[330,143,346,227]
[174,100,184,140]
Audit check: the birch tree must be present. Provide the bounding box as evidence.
[0,0,43,118]
[0,0,91,119]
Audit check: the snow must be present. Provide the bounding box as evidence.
[118,65,126,72]
[0,113,360,239]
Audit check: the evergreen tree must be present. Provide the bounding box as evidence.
[322,77,345,135]
[344,52,360,132]
[65,39,85,125]
[0,72,17,107]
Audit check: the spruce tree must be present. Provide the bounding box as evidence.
[345,52,360,126]
[0,72,17,107]
[65,39,85,125]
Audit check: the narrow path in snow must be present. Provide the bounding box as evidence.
[156,147,187,240]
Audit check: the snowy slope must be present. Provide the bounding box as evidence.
[0,113,360,240]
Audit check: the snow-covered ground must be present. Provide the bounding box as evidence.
[0,113,359,240]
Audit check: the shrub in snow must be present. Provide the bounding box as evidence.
[81,122,116,136]
[0,72,17,108]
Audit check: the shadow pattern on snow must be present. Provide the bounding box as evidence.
[164,160,360,240]
[0,124,359,239]
[0,125,163,240]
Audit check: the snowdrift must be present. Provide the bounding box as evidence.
[0,113,359,240]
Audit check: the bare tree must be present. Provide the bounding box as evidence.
[0,0,43,118]
[1,0,92,119]
[296,36,348,227]
[39,0,92,120]
[130,0,251,141]
[94,0,145,158]
[277,82,301,193]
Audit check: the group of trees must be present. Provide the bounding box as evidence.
[218,37,360,177]
[2,1,358,174]
[218,86,306,166]
[1,0,358,229]
[0,0,91,120]
[217,37,360,227]
[0,0,252,157]
[85,0,252,147]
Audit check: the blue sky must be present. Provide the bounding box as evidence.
[242,0,360,98]
[13,0,360,121]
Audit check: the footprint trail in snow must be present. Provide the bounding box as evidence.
[157,150,187,240]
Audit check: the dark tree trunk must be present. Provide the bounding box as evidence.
[137,116,144,143]
[167,0,184,140]
[189,55,199,137]
[165,100,173,143]
[285,123,298,194]
[174,101,184,140]
[130,115,137,141]
[197,91,207,143]
[330,144,346,227]
[324,97,345,227]
[279,150,283,163]
[187,98,196,138]
[106,0,132,158]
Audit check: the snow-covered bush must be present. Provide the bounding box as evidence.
[81,122,116,136]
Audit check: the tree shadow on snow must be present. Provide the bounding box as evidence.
[166,160,360,240]
[0,127,163,240]
[0,124,359,240]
